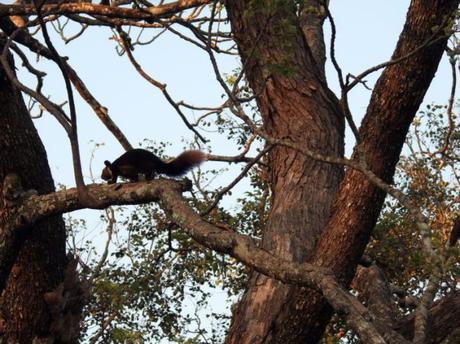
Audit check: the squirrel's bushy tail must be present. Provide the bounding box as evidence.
[161,150,206,176]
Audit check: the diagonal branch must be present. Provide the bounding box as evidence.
[0,31,72,133]
[34,0,90,203]
[0,178,406,343]
[116,27,207,143]
[201,143,273,216]
[0,16,132,150]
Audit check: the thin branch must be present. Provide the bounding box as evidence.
[438,55,457,155]
[53,19,89,44]
[90,208,115,281]
[9,42,45,94]
[323,0,343,88]
[323,2,360,141]
[0,31,72,132]
[34,0,90,203]
[0,16,133,150]
[201,144,273,216]
[206,154,252,164]
[204,1,268,105]
[344,14,452,93]
[116,27,207,143]
[207,133,260,163]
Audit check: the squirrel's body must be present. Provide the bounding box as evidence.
[101,148,205,184]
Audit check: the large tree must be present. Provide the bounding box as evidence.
[0,0,459,343]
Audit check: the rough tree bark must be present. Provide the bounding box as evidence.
[225,0,459,343]
[0,40,67,342]
[224,2,344,343]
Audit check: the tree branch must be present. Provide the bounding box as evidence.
[116,27,207,143]
[0,178,405,343]
[0,0,212,22]
[0,17,133,150]
[34,0,90,204]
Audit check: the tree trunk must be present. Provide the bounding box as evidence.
[224,2,344,343]
[225,0,459,343]
[0,39,67,342]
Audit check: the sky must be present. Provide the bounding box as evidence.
[5,0,458,340]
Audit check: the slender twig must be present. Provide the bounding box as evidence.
[201,144,273,216]
[205,1,268,104]
[206,154,252,164]
[323,2,360,141]
[175,18,230,54]
[165,22,209,51]
[9,42,45,94]
[0,17,132,150]
[34,0,90,203]
[133,25,167,46]
[91,207,115,281]
[438,55,457,155]
[344,14,452,93]
[323,1,343,88]
[116,27,207,143]
[0,30,72,132]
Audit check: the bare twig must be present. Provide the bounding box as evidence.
[201,144,273,216]
[9,41,45,93]
[323,2,360,141]
[116,27,207,143]
[0,16,132,150]
[344,14,452,93]
[206,154,252,164]
[438,55,457,155]
[52,18,88,44]
[0,30,72,132]
[34,0,91,203]
[323,1,343,88]
[91,207,115,281]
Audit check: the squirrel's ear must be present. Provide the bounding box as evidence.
[104,160,112,167]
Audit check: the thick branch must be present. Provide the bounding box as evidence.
[0,179,403,343]
[0,1,212,22]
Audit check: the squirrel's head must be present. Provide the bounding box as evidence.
[101,160,113,181]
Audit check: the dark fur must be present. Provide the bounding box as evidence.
[101,148,205,184]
